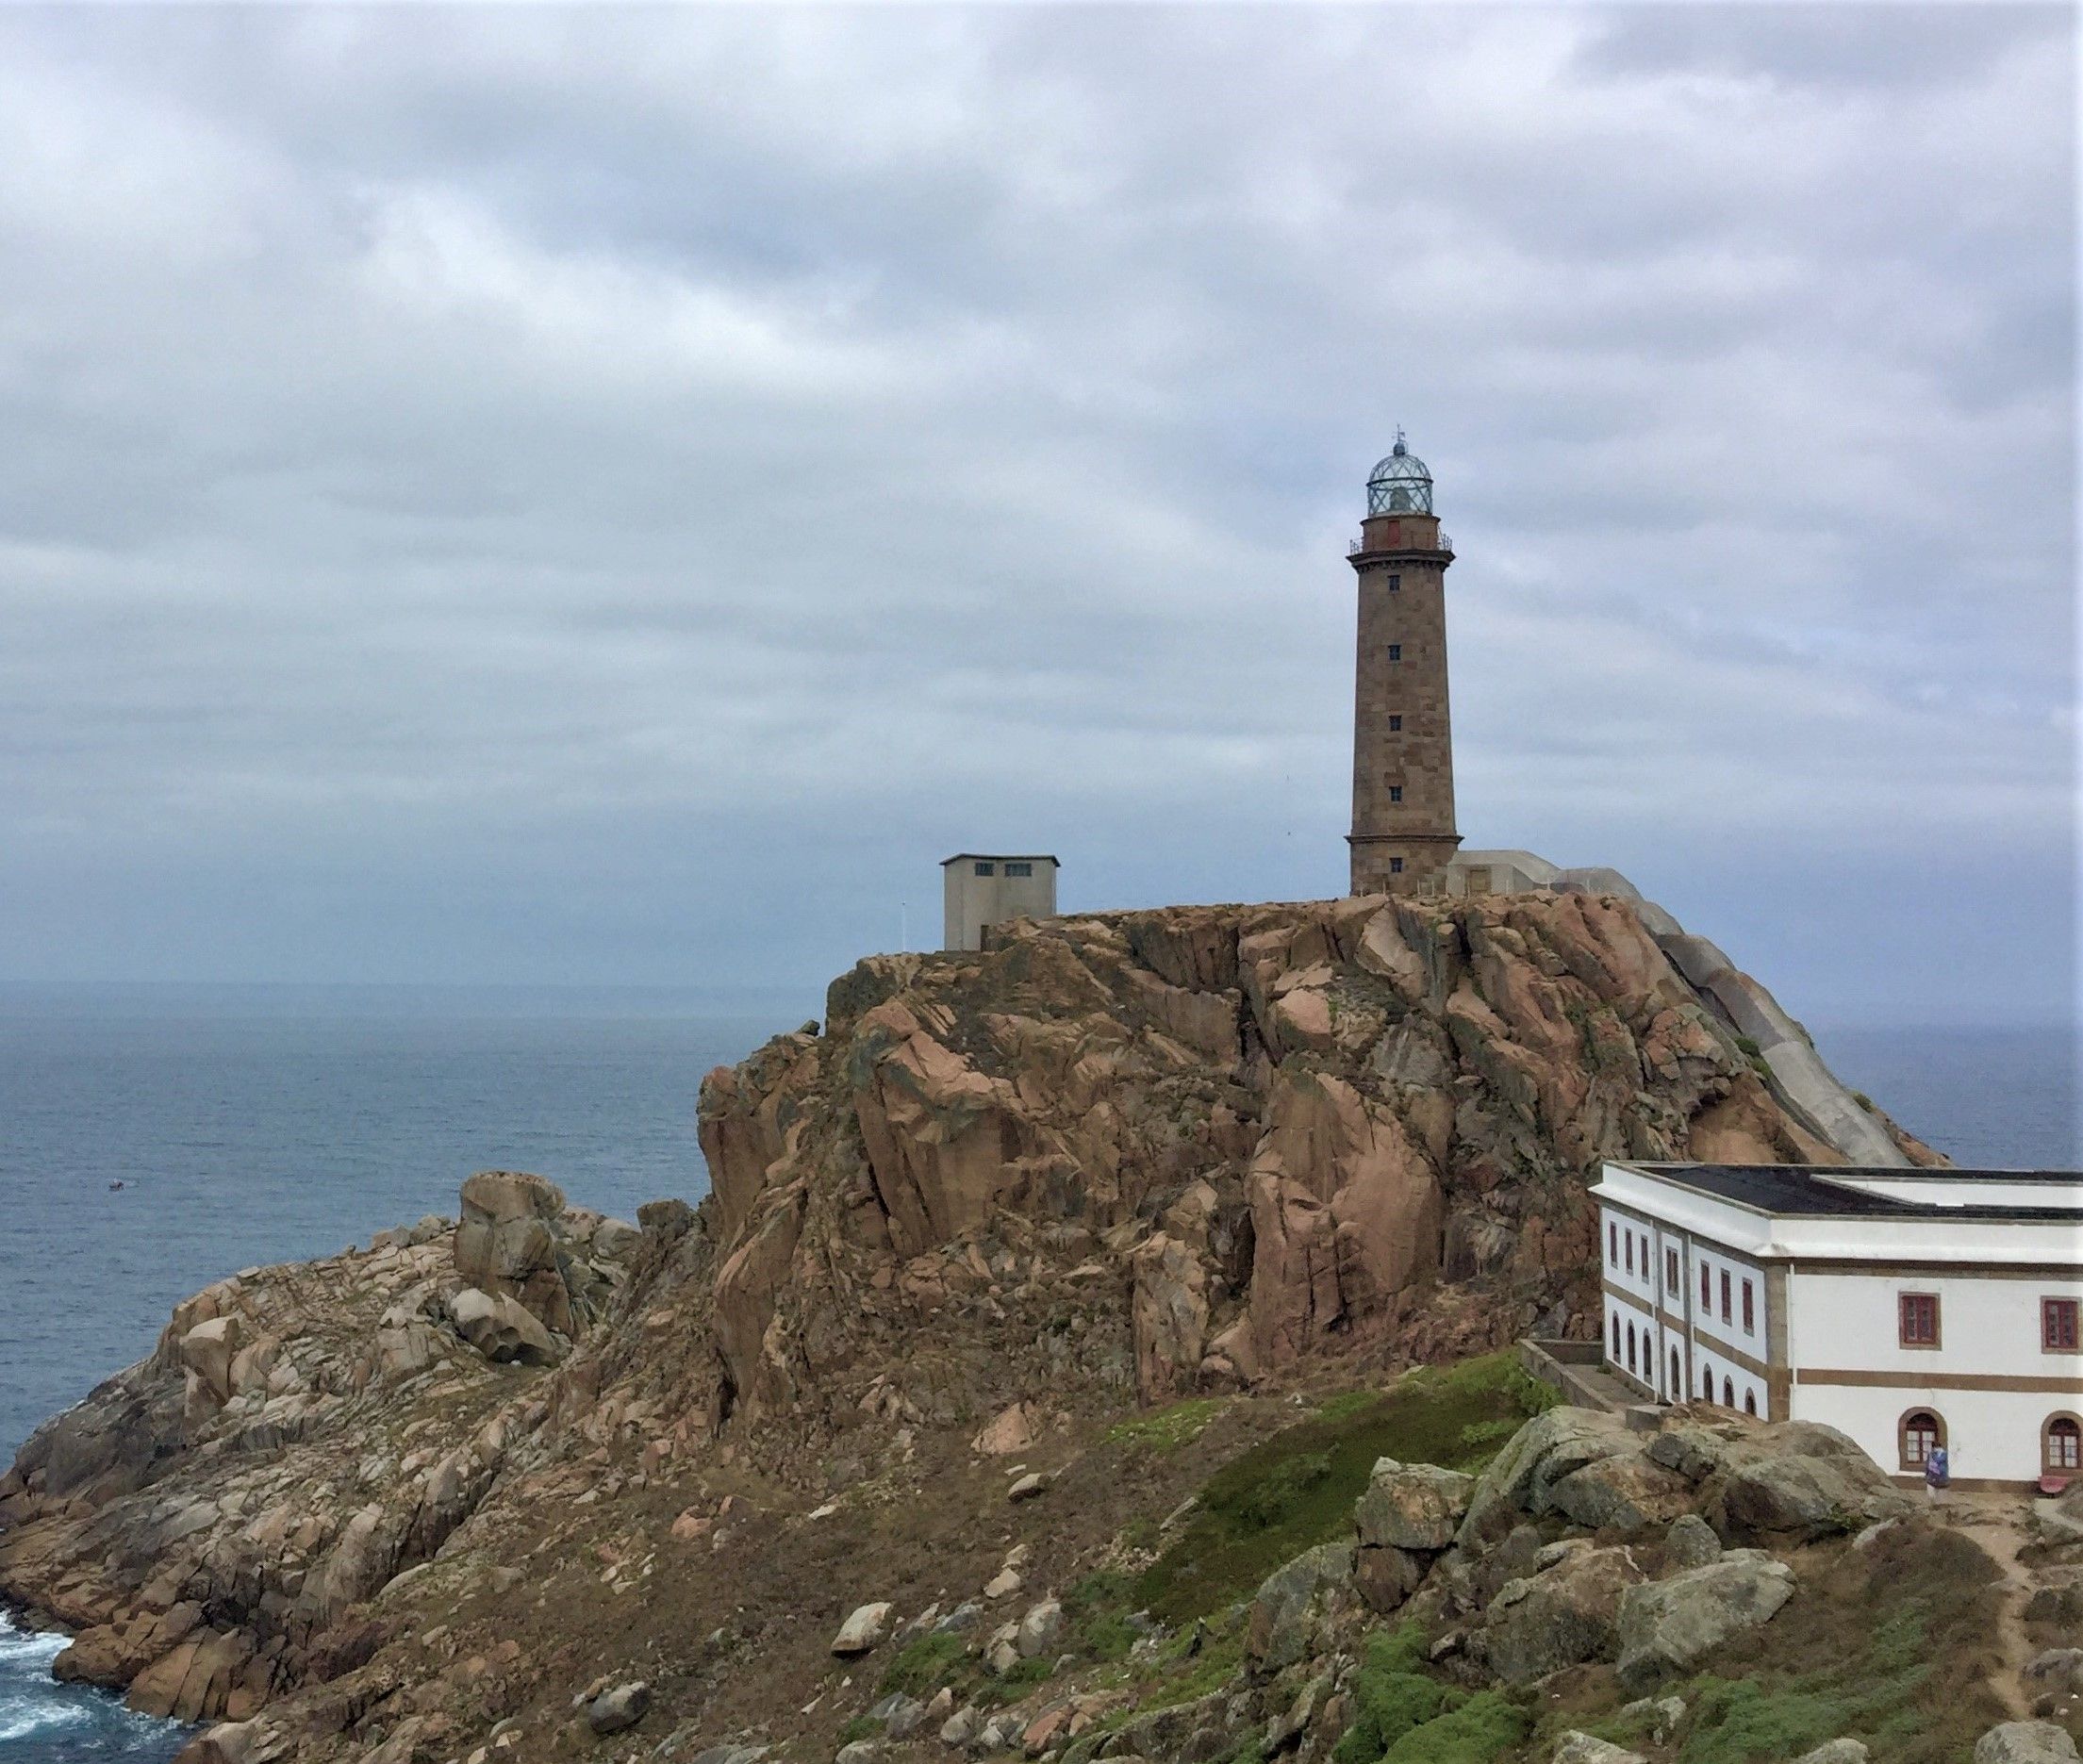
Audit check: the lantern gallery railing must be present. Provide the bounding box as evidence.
[1349,532,1451,556]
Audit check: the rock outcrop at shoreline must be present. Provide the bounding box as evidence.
[0,1177,635,1724]
[0,894,1951,1764]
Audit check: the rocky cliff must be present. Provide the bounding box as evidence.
[696,891,1932,1431]
[0,892,1947,1764]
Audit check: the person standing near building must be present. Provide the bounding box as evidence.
[1925,1439,1951,1511]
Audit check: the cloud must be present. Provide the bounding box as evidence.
[0,5,2072,1030]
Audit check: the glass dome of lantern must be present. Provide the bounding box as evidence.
[1365,431,1433,516]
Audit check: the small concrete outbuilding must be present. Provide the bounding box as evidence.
[1444,849,1559,898]
[942,854,1058,952]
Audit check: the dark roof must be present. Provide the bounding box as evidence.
[940,853,1061,866]
[1616,1162,2083,1224]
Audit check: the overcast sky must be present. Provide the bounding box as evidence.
[2,5,2074,1032]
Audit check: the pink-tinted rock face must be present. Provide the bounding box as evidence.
[1234,1067,1444,1373]
[686,893,1925,1418]
[1132,1231,1211,1401]
[850,999,1031,1258]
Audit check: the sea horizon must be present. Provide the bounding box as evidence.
[5,997,2075,1461]
[3,977,2072,1033]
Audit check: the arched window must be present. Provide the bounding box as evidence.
[1744,1389,1758,1416]
[1627,1322,1637,1373]
[1722,1376,1734,1407]
[1700,1360,1714,1403]
[1900,1409,1944,1471]
[2044,1415,2082,1475]
[1670,1348,1681,1400]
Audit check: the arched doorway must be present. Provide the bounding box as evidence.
[1899,1409,1944,1471]
[2044,1414,2081,1479]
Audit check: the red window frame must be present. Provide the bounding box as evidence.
[2043,1298,2078,1352]
[1899,1292,1941,1348]
[1720,1269,1732,1326]
[1625,1232,1633,1274]
[1701,1263,1711,1309]
[1667,1247,1680,1294]
[2047,1417,2081,1472]
[1742,1279,1755,1334]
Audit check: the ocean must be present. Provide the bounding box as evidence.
[0,1621,186,1763]
[0,998,2075,1760]
[0,992,799,1764]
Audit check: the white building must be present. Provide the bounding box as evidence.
[1591,1161,2083,1490]
[941,853,1059,952]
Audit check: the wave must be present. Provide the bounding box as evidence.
[0,1615,69,1668]
[0,1614,190,1761]
[0,1639,67,1667]
[0,1695,92,1742]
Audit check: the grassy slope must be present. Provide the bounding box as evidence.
[1137,1352,1557,1626]
[1106,1357,2013,1764]
[849,1354,2020,1764]
[1543,1516,2013,1764]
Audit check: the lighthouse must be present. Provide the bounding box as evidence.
[1346,433,1461,895]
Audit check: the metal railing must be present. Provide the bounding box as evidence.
[1349,531,1452,556]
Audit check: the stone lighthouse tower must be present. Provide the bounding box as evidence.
[1347,433,1461,895]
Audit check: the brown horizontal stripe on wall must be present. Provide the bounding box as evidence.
[1792,1261,2083,1281]
[1691,1327,1774,1382]
[1600,1278,1775,1382]
[1601,1278,1661,1315]
[1798,1369,2083,1394]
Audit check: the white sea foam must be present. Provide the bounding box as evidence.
[0,1695,92,1741]
[0,1611,193,1758]
[0,1615,68,1667]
